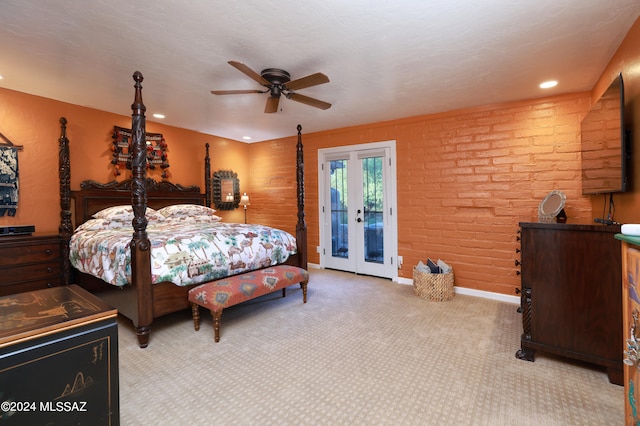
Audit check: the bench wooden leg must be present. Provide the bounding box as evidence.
[191,303,201,331]
[212,309,223,343]
[301,280,308,303]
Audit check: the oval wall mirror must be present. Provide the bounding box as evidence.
[538,190,567,223]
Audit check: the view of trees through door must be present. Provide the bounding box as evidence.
[321,142,397,279]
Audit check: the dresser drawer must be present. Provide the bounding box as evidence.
[0,240,61,267]
[0,278,64,297]
[0,261,62,284]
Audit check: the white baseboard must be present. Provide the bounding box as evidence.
[397,275,520,305]
[309,264,520,305]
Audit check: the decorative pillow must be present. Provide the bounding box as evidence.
[157,204,218,220]
[165,214,222,224]
[75,218,114,232]
[92,205,165,222]
[75,218,138,231]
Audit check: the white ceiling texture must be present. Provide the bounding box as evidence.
[1,1,639,142]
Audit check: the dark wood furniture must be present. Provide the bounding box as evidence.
[0,234,63,297]
[615,233,640,423]
[0,285,119,425]
[57,72,307,349]
[516,222,623,385]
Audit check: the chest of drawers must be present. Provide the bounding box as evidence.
[615,234,640,425]
[0,285,119,424]
[516,222,622,385]
[0,234,63,296]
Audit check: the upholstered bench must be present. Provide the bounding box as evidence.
[188,265,309,342]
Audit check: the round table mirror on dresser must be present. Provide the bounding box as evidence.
[538,189,567,223]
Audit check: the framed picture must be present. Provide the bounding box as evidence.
[0,146,19,217]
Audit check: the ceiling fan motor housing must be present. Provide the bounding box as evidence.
[260,68,291,85]
[261,68,291,98]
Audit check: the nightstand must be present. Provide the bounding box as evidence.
[0,234,63,297]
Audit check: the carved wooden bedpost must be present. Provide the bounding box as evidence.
[130,71,153,348]
[204,143,211,208]
[295,124,308,270]
[58,117,73,285]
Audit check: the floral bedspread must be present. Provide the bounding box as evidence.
[69,220,297,287]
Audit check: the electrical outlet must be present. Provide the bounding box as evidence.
[316,246,321,253]
[398,255,403,266]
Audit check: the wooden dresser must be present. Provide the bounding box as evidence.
[0,285,119,425]
[516,222,622,385]
[0,234,63,297]
[615,233,640,425]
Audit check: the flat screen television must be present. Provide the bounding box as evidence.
[580,73,630,195]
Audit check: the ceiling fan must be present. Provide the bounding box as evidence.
[211,61,331,113]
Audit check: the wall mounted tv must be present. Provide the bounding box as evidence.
[580,73,630,195]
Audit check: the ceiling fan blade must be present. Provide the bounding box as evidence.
[211,89,265,95]
[265,96,280,113]
[284,72,330,91]
[228,60,270,86]
[287,93,331,110]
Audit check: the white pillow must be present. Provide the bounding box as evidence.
[157,204,219,220]
[76,218,136,231]
[165,214,222,224]
[92,205,165,222]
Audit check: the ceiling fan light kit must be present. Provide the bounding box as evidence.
[212,61,331,113]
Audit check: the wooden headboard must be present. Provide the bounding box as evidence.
[71,178,206,226]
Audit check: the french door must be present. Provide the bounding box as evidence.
[318,142,397,279]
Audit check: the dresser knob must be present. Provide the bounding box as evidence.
[515,259,521,267]
[46,267,53,273]
[47,283,53,288]
[45,249,52,255]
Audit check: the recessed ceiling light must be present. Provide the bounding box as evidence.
[242,136,252,141]
[539,80,558,89]
[152,113,165,119]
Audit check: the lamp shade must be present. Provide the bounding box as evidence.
[240,193,250,206]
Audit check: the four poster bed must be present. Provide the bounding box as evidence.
[58,71,308,348]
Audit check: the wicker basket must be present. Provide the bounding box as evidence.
[413,267,454,301]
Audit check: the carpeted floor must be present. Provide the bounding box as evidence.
[118,268,623,425]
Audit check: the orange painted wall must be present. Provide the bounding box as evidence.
[0,89,250,233]
[251,93,593,295]
[249,16,640,296]
[588,16,640,222]
[2,17,639,297]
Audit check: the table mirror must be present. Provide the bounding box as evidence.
[538,190,567,223]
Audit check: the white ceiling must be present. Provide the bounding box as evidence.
[1,1,639,142]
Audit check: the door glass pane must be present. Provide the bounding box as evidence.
[330,160,348,258]
[362,156,383,264]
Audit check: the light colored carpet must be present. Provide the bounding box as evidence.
[117,268,623,425]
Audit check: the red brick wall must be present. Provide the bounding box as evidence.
[250,92,594,295]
